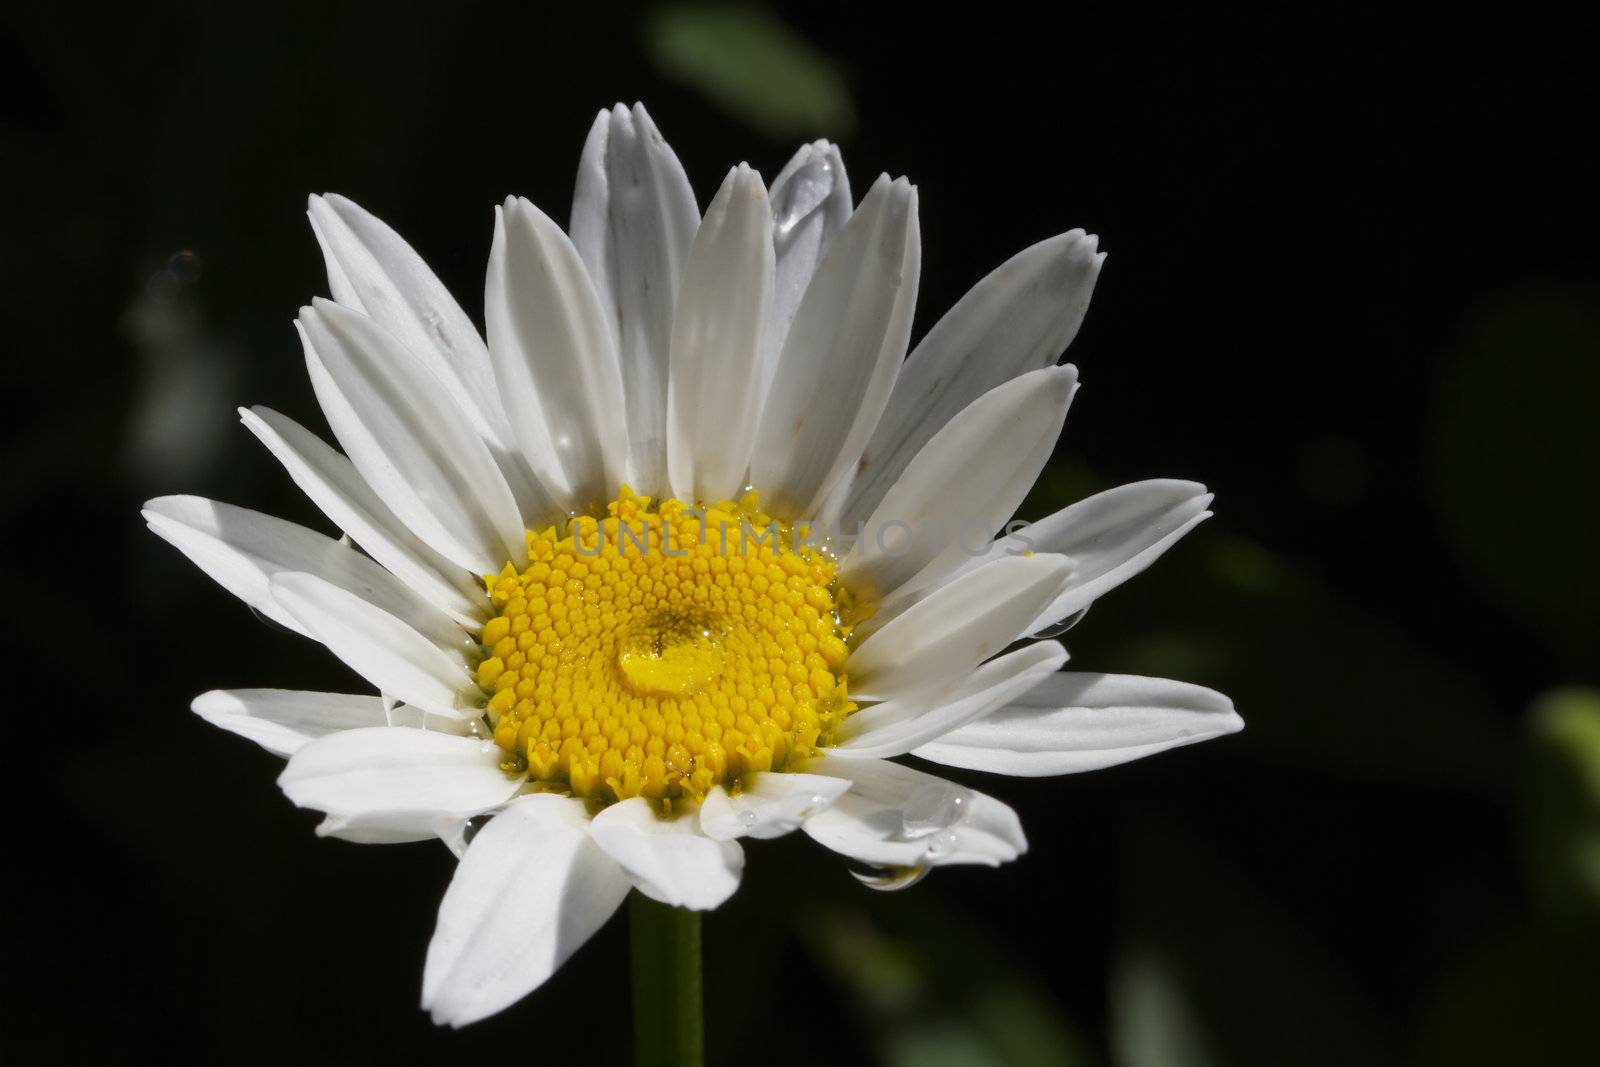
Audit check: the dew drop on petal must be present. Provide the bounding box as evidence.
[460,813,494,847]
[1033,606,1091,639]
[738,809,759,828]
[923,829,961,859]
[794,793,828,819]
[421,308,447,344]
[846,860,930,892]
[900,782,971,838]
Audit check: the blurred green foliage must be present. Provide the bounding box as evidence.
[645,5,855,138]
[1521,688,1600,920]
[1418,690,1600,1065]
[803,898,1097,1067]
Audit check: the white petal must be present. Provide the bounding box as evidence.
[144,495,465,649]
[306,194,515,453]
[191,688,469,758]
[666,164,775,503]
[766,139,851,390]
[992,480,1212,632]
[277,728,522,840]
[423,794,631,1027]
[801,756,1027,868]
[269,572,474,720]
[914,673,1242,776]
[587,797,743,910]
[840,365,1079,597]
[315,818,436,845]
[849,553,1074,700]
[487,197,628,511]
[831,641,1068,759]
[840,230,1103,525]
[570,103,700,496]
[752,174,920,518]
[298,300,526,572]
[239,406,487,625]
[699,773,852,840]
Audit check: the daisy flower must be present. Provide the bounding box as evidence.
[145,102,1241,1028]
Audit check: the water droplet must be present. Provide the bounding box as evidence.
[1033,606,1090,638]
[923,830,961,859]
[737,809,758,828]
[793,792,829,819]
[460,813,494,846]
[617,608,728,696]
[847,861,929,892]
[422,308,447,343]
[900,783,971,838]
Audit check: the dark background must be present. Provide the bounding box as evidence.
[4,4,1597,1064]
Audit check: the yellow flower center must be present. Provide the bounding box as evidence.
[477,488,861,812]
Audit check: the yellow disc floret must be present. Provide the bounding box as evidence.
[478,487,858,813]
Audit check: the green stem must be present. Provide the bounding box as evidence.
[629,892,704,1067]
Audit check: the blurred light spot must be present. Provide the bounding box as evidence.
[125,247,237,481]
[1522,687,1600,918]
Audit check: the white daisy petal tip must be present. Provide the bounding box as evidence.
[666,160,775,503]
[913,673,1243,777]
[189,687,434,759]
[752,168,920,517]
[276,727,523,842]
[770,138,849,228]
[765,137,852,388]
[570,99,698,497]
[422,794,631,1028]
[487,194,628,510]
[839,224,1103,528]
[143,494,464,649]
[1017,482,1216,631]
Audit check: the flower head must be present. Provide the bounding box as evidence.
[146,102,1241,1026]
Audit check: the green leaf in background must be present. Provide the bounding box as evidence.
[1415,688,1600,1065]
[645,5,856,139]
[1520,687,1600,921]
